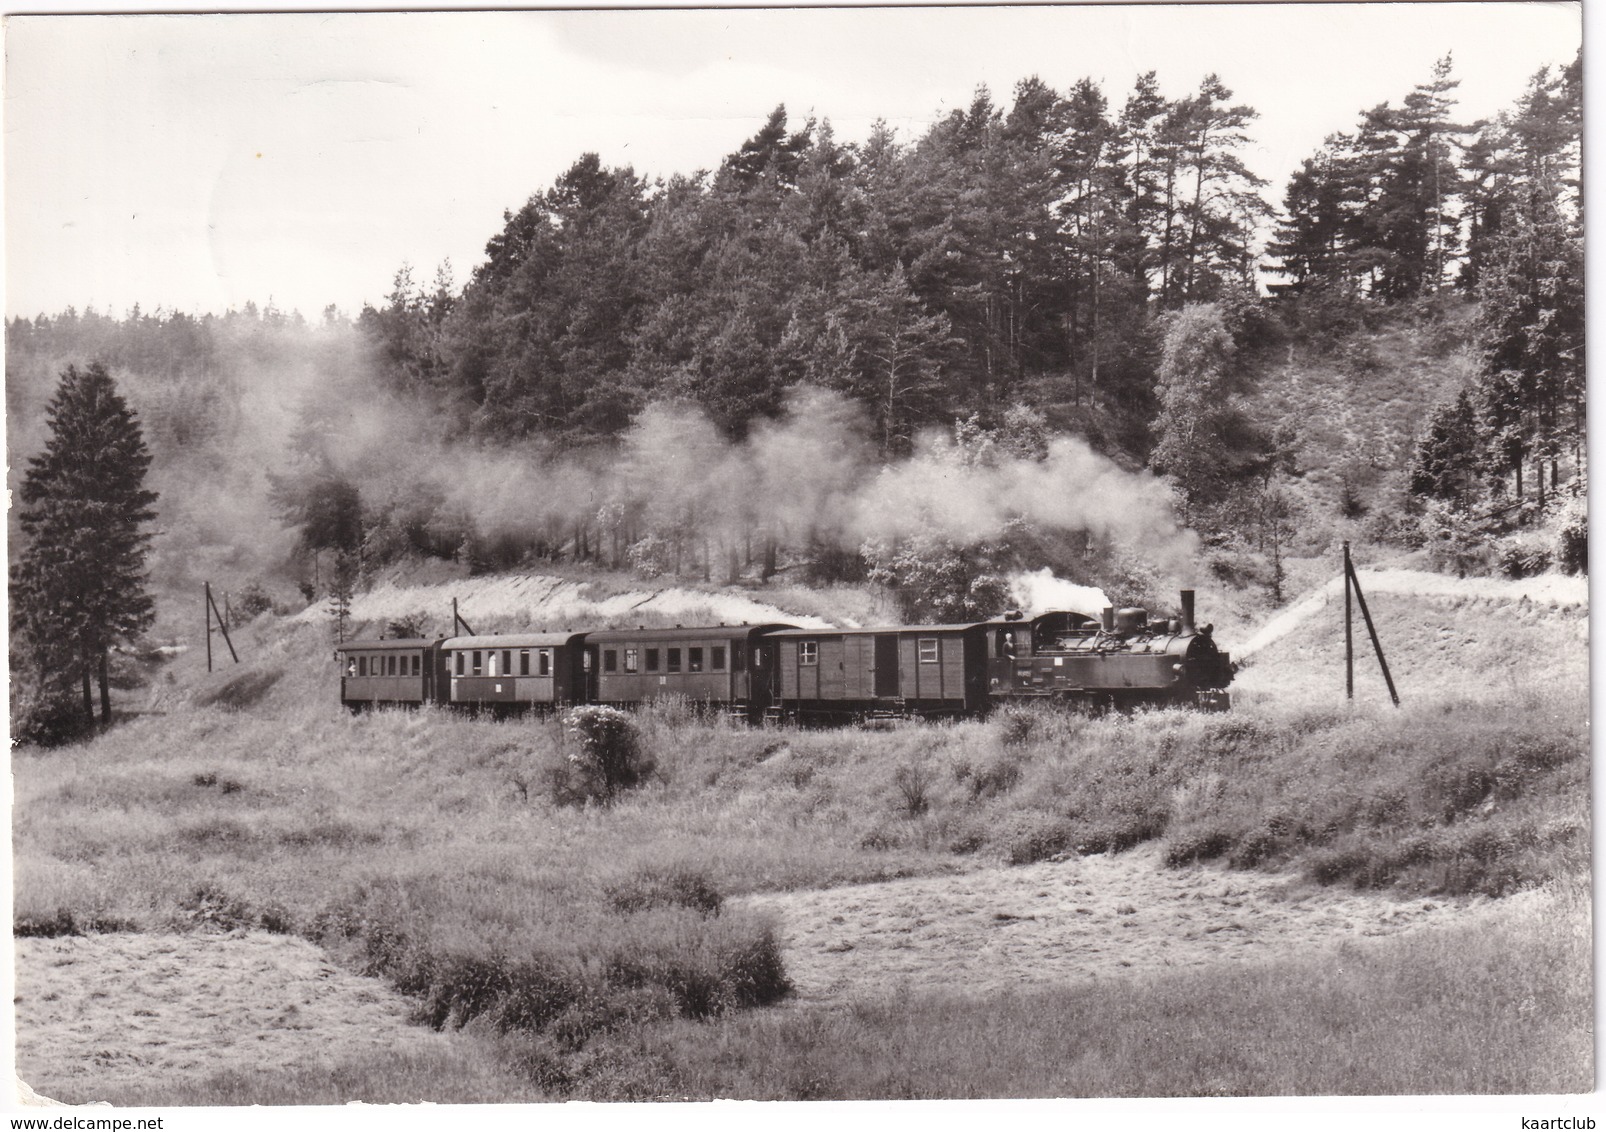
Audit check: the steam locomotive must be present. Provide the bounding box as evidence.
[335,590,1232,719]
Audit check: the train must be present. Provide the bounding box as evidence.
[335,589,1233,721]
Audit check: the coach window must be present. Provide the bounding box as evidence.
[519,650,530,676]
[624,648,639,673]
[800,641,818,666]
[667,648,682,672]
[688,647,703,673]
[711,646,726,671]
[502,650,513,675]
[413,654,422,677]
[389,655,399,676]
[487,651,499,677]
[454,652,465,676]
[357,656,367,677]
[604,649,618,673]
[919,639,940,664]
[538,650,551,677]
[732,644,745,671]
[645,648,660,672]
[472,650,483,676]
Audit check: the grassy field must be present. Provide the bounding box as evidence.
[11,582,1591,1102]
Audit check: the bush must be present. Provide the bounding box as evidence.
[1495,535,1552,579]
[232,582,278,622]
[1004,814,1076,865]
[604,866,724,917]
[560,706,653,804]
[1556,493,1587,574]
[892,763,933,818]
[625,535,673,579]
[968,753,1023,800]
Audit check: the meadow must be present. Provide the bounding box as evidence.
[11,584,1592,1102]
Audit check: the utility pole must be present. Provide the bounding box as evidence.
[204,582,240,672]
[453,598,476,637]
[1342,542,1399,706]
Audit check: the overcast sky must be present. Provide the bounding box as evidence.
[3,3,1582,321]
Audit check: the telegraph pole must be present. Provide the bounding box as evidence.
[1342,542,1399,706]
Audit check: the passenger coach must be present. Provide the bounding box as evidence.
[440,632,589,712]
[586,623,794,721]
[336,637,447,711]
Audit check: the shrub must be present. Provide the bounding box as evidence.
[560,707,653,804]
[1556,493,1587,574]
[1004,814,1076,865]
[604,866,724,917]
[232,582,278,622]
[1496,536,1552,579]
[968,754,1023,800]
[892,763,933,818]
[625,535,673,579]
[1163,828,1236,866]
[996,705,1039,747]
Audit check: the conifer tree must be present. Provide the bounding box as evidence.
[11,362,158,736]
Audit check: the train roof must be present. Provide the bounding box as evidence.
[767,622,992,637]
[335,637,440,652]
[583,622,796,643]
[440,632,588,650]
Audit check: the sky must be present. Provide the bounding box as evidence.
[3,2,1583,321]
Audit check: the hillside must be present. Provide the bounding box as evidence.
[14,556,1589,1104]
[1243,300,1481,538]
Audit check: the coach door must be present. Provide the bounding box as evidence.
[582,645,599,702]
[873,634,900,698]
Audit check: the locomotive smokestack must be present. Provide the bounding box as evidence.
[1101,606,1115,633]
[1180,590,1196,634]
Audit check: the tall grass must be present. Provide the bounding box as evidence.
[13,598,1589,1101]
[597,881,1590,1100]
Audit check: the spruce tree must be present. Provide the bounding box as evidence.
[11,362,158,736]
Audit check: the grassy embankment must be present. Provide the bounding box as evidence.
[13,585,1590,1101]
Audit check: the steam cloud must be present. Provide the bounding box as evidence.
[422,387,1199,573]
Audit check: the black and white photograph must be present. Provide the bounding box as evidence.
[4,2,1590,1115]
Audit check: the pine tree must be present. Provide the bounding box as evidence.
[11,362,159,737]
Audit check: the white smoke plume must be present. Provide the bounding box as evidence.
[1008,568,1112,617]
[265,372,1201,595]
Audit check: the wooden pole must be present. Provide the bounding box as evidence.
[206,584,240,664]
[1343,542,1354,700]
[453,598,475,637]
[1344,552,1400,707]
[205,582,214,673]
